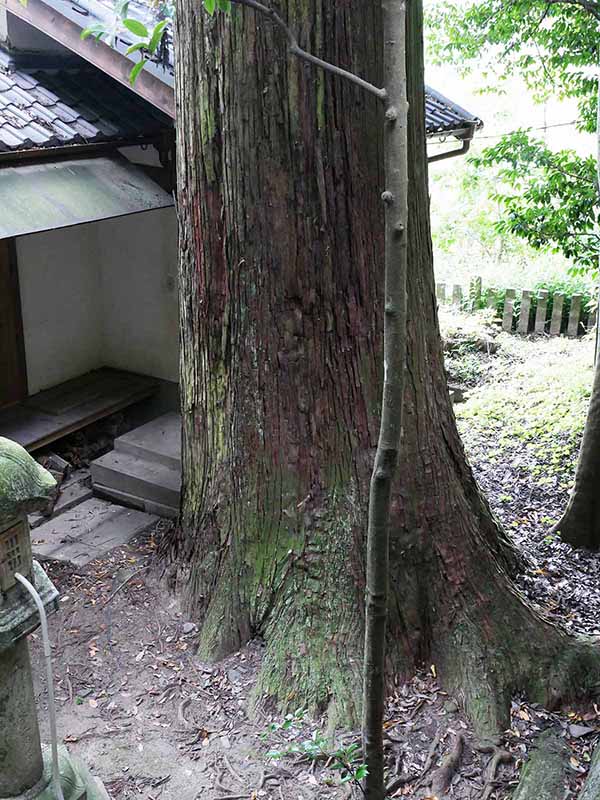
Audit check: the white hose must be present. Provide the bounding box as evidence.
[15,572,65,800]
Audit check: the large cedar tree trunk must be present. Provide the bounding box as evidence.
[173,0,600,734]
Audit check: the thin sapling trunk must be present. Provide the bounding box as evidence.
[554,54,600,550]
[362,2,409,798]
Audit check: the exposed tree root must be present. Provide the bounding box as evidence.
[415,726,444,787]
[215,770,233,795]
[178,697,191,727]
[427,558,600,736]
[257,770,281,790]
[512,729,568,800]
[384,772,413,796]
[214,795,247,800]
[385,727,443,796]
[222,755,243,785]
[475,741,513,800]
[430,732,464,797]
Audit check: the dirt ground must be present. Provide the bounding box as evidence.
[445,311,600,639]
[32,527,494,800]
[31,526,600,800]
[27,313,600,799]
[33,528,360,800]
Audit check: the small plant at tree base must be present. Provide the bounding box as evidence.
[261,710,368,792]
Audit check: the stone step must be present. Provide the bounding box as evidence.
[51,473,94,514]
[91,450,180,512]
[114,412,181,470]
[32,498,158,566]
[93,483,178,519]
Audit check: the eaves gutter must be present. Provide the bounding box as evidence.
[0,0,175,118]
[427,124,476,164]
[0,133,173,164]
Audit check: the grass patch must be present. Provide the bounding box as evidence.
[455,333,593,491]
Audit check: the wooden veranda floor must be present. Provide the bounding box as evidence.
[0,368,160,451]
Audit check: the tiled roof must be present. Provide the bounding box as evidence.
[0,66,172,152]
[425,86,483,136]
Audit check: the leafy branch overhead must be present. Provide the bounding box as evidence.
[428,0,600,131]
[471,132,600,273]
[431,0,600,277]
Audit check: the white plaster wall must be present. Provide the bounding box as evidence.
[97,208,179,383]
[16,208,179,394]
[16,226,103,394]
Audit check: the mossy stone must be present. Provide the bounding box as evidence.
[512,729,568,800]
[0,438,56,520]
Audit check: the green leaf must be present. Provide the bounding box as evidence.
[216,0,231,10]
[203,0,216,14]
[129,59,146,85]
[81,23,108,40]
[125,42,147,55]
[122,18,149,37]
[355,765,368,780]
[148,19,169,53]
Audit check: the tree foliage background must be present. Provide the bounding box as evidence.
[428,0,600,276]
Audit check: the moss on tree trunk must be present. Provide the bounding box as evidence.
[172,0,600,736]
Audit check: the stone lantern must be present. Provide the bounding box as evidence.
[0,437,109,800]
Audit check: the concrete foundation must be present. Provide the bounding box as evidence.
[0,638,43,795]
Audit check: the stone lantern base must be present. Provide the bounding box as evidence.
[9,746,110,800]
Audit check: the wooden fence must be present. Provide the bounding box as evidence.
[436,277,596,338]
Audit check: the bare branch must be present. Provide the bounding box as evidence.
[229,0,388,101]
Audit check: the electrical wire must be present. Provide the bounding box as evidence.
[475,120,580,139]
[14,572,65,800]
